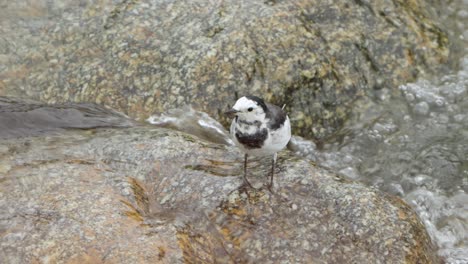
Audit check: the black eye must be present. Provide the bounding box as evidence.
[247,107,253,112]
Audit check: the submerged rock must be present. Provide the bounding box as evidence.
[0,0,449,139]
[0,126,441,263]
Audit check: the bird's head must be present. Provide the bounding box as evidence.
[225,96,268,122]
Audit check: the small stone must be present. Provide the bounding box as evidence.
[303,240,310,251]
[300,178,309,185]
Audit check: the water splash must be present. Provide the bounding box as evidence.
[146,105,233,146]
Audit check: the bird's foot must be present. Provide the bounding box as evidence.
[265,182,274,193]
[239,178,255,190]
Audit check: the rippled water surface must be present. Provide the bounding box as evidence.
[0,97,135,139]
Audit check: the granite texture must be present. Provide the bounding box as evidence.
[0,0,449,139]
[0,99,441,263]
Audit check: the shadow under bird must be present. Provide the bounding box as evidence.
[225,96,291,189]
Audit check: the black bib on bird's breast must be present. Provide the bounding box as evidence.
[235,128,268,149]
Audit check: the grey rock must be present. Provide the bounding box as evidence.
[0,0,449,139]
[0,101,441,263]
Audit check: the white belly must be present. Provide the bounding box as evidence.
[231,117,291,156]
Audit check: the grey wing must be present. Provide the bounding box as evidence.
[265,103,287,130]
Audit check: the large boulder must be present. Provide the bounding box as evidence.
[0,0,449,139]
[0,98,441,263]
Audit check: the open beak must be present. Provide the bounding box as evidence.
[224,108,239,118]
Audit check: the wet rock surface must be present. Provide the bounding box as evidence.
[0,106,441,263]
[0,0,449,139]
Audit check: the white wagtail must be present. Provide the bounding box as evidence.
[225,96,291,188]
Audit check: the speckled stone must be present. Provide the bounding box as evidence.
[0,127,441,263]
[0,0,449,140]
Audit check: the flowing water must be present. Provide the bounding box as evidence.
[291,3,468,262]
[0,97,135,139]
[289,59,468,263]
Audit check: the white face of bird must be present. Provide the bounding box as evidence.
[225,96,266,123]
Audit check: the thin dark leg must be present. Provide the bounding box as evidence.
[243,154,253,188]
[268,153,277,189]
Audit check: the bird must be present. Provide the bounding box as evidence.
[225,95,291,189]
